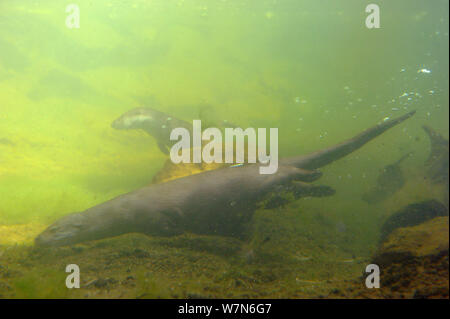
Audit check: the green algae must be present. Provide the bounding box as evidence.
[11,269,70,299]
[0,202,372,298]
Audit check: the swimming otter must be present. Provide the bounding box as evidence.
[35,111,415,247]
[111,107,192,155]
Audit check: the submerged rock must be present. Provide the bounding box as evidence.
[339,215,449,299]
[374,216,449,266]
[371,217,449,298]
[379,200,448,243]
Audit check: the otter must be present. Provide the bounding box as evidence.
[35,111,415,247]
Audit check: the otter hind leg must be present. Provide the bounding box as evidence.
[290,181,336,198]
[263,181,335,209]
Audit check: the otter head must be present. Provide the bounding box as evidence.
[34,212,93,247]
[111,107,157,131]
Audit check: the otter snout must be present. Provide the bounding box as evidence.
[34,212,87,247]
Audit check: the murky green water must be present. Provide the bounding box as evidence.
[0,0,448,298]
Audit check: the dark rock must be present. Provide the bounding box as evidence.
[375,217,449,266]
[368,217,449,298]
[379,200,448,242]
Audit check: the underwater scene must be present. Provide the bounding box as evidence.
[0,0,448,299]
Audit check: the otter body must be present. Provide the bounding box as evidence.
[36,111,415,247]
